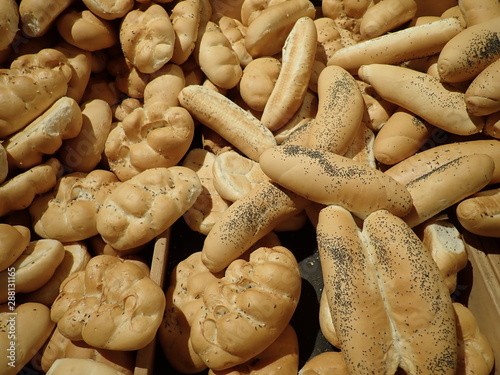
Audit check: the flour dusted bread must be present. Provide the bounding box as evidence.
[259,144,412,218]
[317,206,457,374]
[0,303,55,375]
[96,166,202,250]
[51,254,166,351]
[190,245,302,370]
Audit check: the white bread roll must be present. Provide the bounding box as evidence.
[58,98,113,172]
[201,181,309,273]
[21,241,92,306]
[0,302,55,375]
[402,153,495,228]
[259,144,413,219]
[29,170,120,242]
[190,245,302,370]
[0,239,65,303]
[212,150,271,202]
[159,251,223,374]
[298,351,348,375]
[46,358,124,375]
[417,216,468,293]
[51,254,166,351]
[208,324,299,375]
[40,327,135,375]
[0,224,30,271]
[453,302,495,375]
[181,148,231,235]
[317,206,457,375]
[456,187,500,238]
[96,166,202,250]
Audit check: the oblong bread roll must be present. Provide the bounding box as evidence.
[357,63,484,136]
[402,153,495,228]
[317,205,457,375]
[0,303,55,375]
[385,139,500,185]
[456,187,500,238]
[259,144,413,218]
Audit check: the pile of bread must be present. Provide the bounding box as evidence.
[0,0,499,374]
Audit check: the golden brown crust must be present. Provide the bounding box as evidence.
[259,144,413,218]
[0,224,31,271]
[191,245,301,371]
[456,187,500,238]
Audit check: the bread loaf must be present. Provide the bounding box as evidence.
[190,245,301,370]
[259,144,413,218]
[51,254,166,351]
[317,205,457,374]
[96,166,202,250]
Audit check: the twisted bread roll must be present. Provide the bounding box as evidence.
[0,48,73,138]
[30,170,120,242]
[259,144,412,219]
[96,166,202,250]
[104,105,195,181]
[51,254,166,351]
[317,206,457,375]
[190,245,301,370]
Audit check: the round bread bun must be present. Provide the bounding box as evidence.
[45,358,124,375]
[0,302,55,375]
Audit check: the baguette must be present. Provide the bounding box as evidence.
[259,144,413,218]
[306,65,364,155]
[402,153,495,228]
[358,63,484,135]
[384,139,500,185]
[178,85,277,161]
[456,187,500,238]
[260,16,317,131]
[328,17,464,73]
[317,205,457,375]
[201,180,309,272]
[437,16,500,83]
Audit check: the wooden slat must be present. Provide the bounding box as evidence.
[134,228,171,375]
